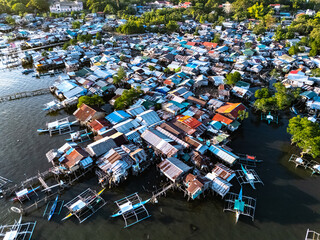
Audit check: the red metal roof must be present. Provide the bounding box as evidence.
[212,113,233,125]
[186,42,196,46]
[203,42,218,48]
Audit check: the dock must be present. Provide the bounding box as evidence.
[0,88,50,103]
[150,182,175,203]
[38,175,49,191]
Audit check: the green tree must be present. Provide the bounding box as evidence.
[96,32,102,41]
[104,4,116,14]
[225,71,241,86]
[238,110,249,121]
[248,3,266,20]
[264,13,276,29]
[12,3,27,14]
[27,0,49,12]
[5,16,15,25]
[245,42,252,49]
[287,116,320,158]
[253,23,266,35]
[232,0,250,21]
[77,95,104,108]
[212,33,220,43]
[114,88,143,110]
[148,65,156,71]
[62,42,70,50]
[255,88,271,98]
[120,55,126,61]
[72,21,81,29]
[41,51,48,57]
[166,20,179,32]
[113,66,126,85]
[288,45,299,55]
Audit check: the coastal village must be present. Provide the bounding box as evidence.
[0,0,320,239]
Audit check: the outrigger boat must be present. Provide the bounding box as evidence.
[235,188,244,223]
[111,198,151,218]
[11,186,40,202]
[37,117,78,136]
[42,100,62,112]
[111,192,151,228]
[48,196,59,221]
[61,188,105,222]
[0,215,37,240]
[241,165,256,189]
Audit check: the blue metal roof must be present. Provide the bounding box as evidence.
[106,110,131,125]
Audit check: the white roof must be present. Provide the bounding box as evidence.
[16,189,28,197]
[70,199,86,211]
[119,201,133,213]
[4,231,18,240]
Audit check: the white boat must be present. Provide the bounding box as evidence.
[42,100,62,112]
[37,118,78,134]
[111,198,150,218]
[241,165,256,189]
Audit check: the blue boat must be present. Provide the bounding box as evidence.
[241,165,256,189]
[111,198,150,218]
[234,188,244,223]
[48,196,59,221]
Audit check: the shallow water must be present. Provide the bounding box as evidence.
[0,68,319,240]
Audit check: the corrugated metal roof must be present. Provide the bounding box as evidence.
[158,157,191,182]
[209,145,238,165]
[106,110,131,125]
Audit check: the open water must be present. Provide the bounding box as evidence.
[0,68,319,240]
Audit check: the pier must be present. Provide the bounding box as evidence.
[150,182,175,203]
[0,88,50,103]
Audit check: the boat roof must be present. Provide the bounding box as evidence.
[70,199,86,211]
[119,201,133,213]
[47,118,69,129]
[4,230,18,240]
[16,189,28,197]
[247,173,255,180]
[234,200,245,211]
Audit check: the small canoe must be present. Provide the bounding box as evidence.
[48,196,59,221]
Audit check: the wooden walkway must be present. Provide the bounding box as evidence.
[0,88,50,103]
[150,182,175,202]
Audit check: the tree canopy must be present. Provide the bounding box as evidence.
[254,83,300,112]
[77,95,105,108]
[225,71,241,86]
[287,116,320,158]
[114,88,143,110]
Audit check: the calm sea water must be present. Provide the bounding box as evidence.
[0,68,319,240]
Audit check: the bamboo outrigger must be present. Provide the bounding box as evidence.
[37,117,78,137]
[111,192,151,228]
[305,229,320,240]
[288,154,320,176]
[261,112,278,124]
[224,188,256,223]
[61,188,106,223]
[236,165,264,190]
[0,216,37,240]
